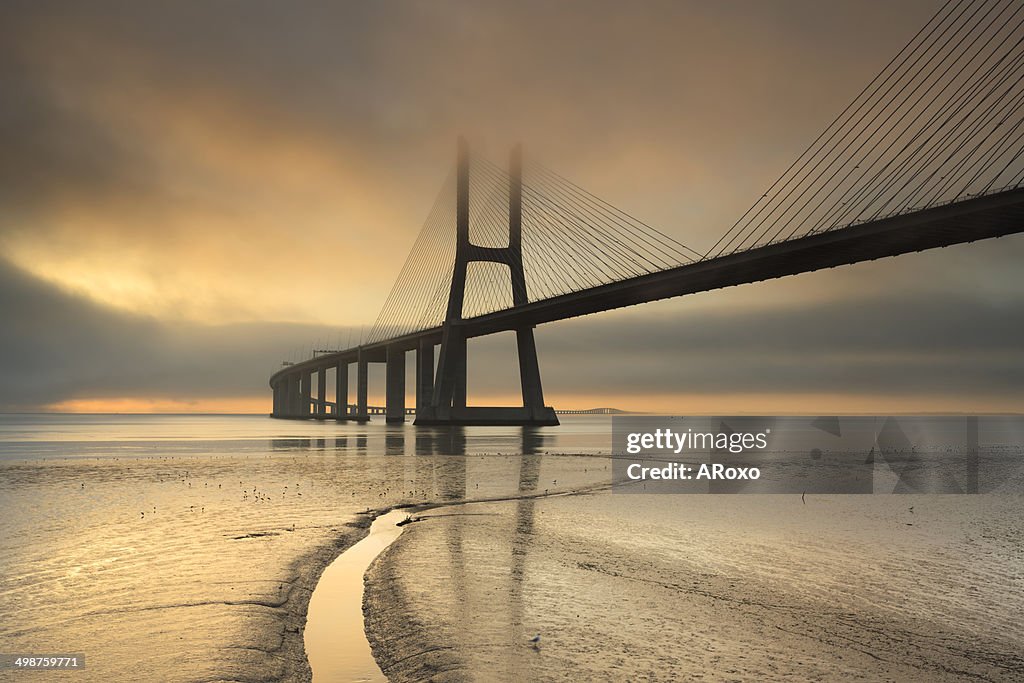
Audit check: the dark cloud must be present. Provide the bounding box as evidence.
[529,288,1024,397]
[0,0,944,247]
[0,258,347,409]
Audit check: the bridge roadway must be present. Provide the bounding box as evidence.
[270,186,1024,422]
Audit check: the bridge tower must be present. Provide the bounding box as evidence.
[415,139,558,426]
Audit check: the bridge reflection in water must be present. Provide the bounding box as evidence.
[269,425,559,503]
[271,424,566,678]
[271,426,547,634]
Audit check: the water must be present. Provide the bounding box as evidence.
[305,510,409,683]
[0,414,611,682]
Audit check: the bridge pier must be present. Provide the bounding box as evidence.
[415,139,557,427]
[335,361,348,418]
[316,368,327,419]
[271,382,283,417]
[516,326,551,421]
[287,374,301,416]
[299,370,312,418]
[386,346,406,423]
[453,335,467,410]
[355,350,370,422]
[430,326,465,421]
[416,341,434,413]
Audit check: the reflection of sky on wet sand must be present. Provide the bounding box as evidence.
[361,419,1024,680]
[370,487,1024,681]
[305,509,408,683]
[5,413,1022,681]
[0,415,611,682]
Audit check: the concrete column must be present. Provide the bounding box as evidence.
[453,339,467,409]
[444,136,470,322]
[300,371,311,418]
[416,341,434,413]
[517,326,546,417]
[357,350,368,418]
[335,362,348,417]
[386,346,406,424]
[432,331,468,417]
[508,144,529,307]
[317,367,327,418]
[413,141,557,427]
[287,374,300,416]
[425,139,471,422]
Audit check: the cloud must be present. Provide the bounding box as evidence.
[0,0,944,326]
[529,288,1024,397]
[0,258,349,410]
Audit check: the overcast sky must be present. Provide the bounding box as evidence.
[1,0,1021,412]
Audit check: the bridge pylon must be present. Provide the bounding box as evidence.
[415,138,558,426]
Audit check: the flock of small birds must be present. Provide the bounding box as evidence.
[118,465,456,523]
[70,451,605,524]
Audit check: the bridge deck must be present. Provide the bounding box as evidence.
[270,187,1024,385]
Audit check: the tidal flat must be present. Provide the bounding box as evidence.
[0,414,608,682]
[2,414,1022,682]
[366,492,1024,682]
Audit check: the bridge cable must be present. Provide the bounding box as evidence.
[735,0,990,252]
[703,0,967,258]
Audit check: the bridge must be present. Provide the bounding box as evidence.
[297,404,627,419]
[270,0,1024,426]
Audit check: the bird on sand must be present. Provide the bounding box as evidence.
[528,634,541,645]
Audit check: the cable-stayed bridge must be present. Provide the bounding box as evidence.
[270,0,1024,425]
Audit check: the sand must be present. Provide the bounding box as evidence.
[364,491,1024,682]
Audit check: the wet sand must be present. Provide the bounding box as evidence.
[0,452,379,682]
[0,415,610,682]
[4,415,1022,681]
[365,491,1024,682]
